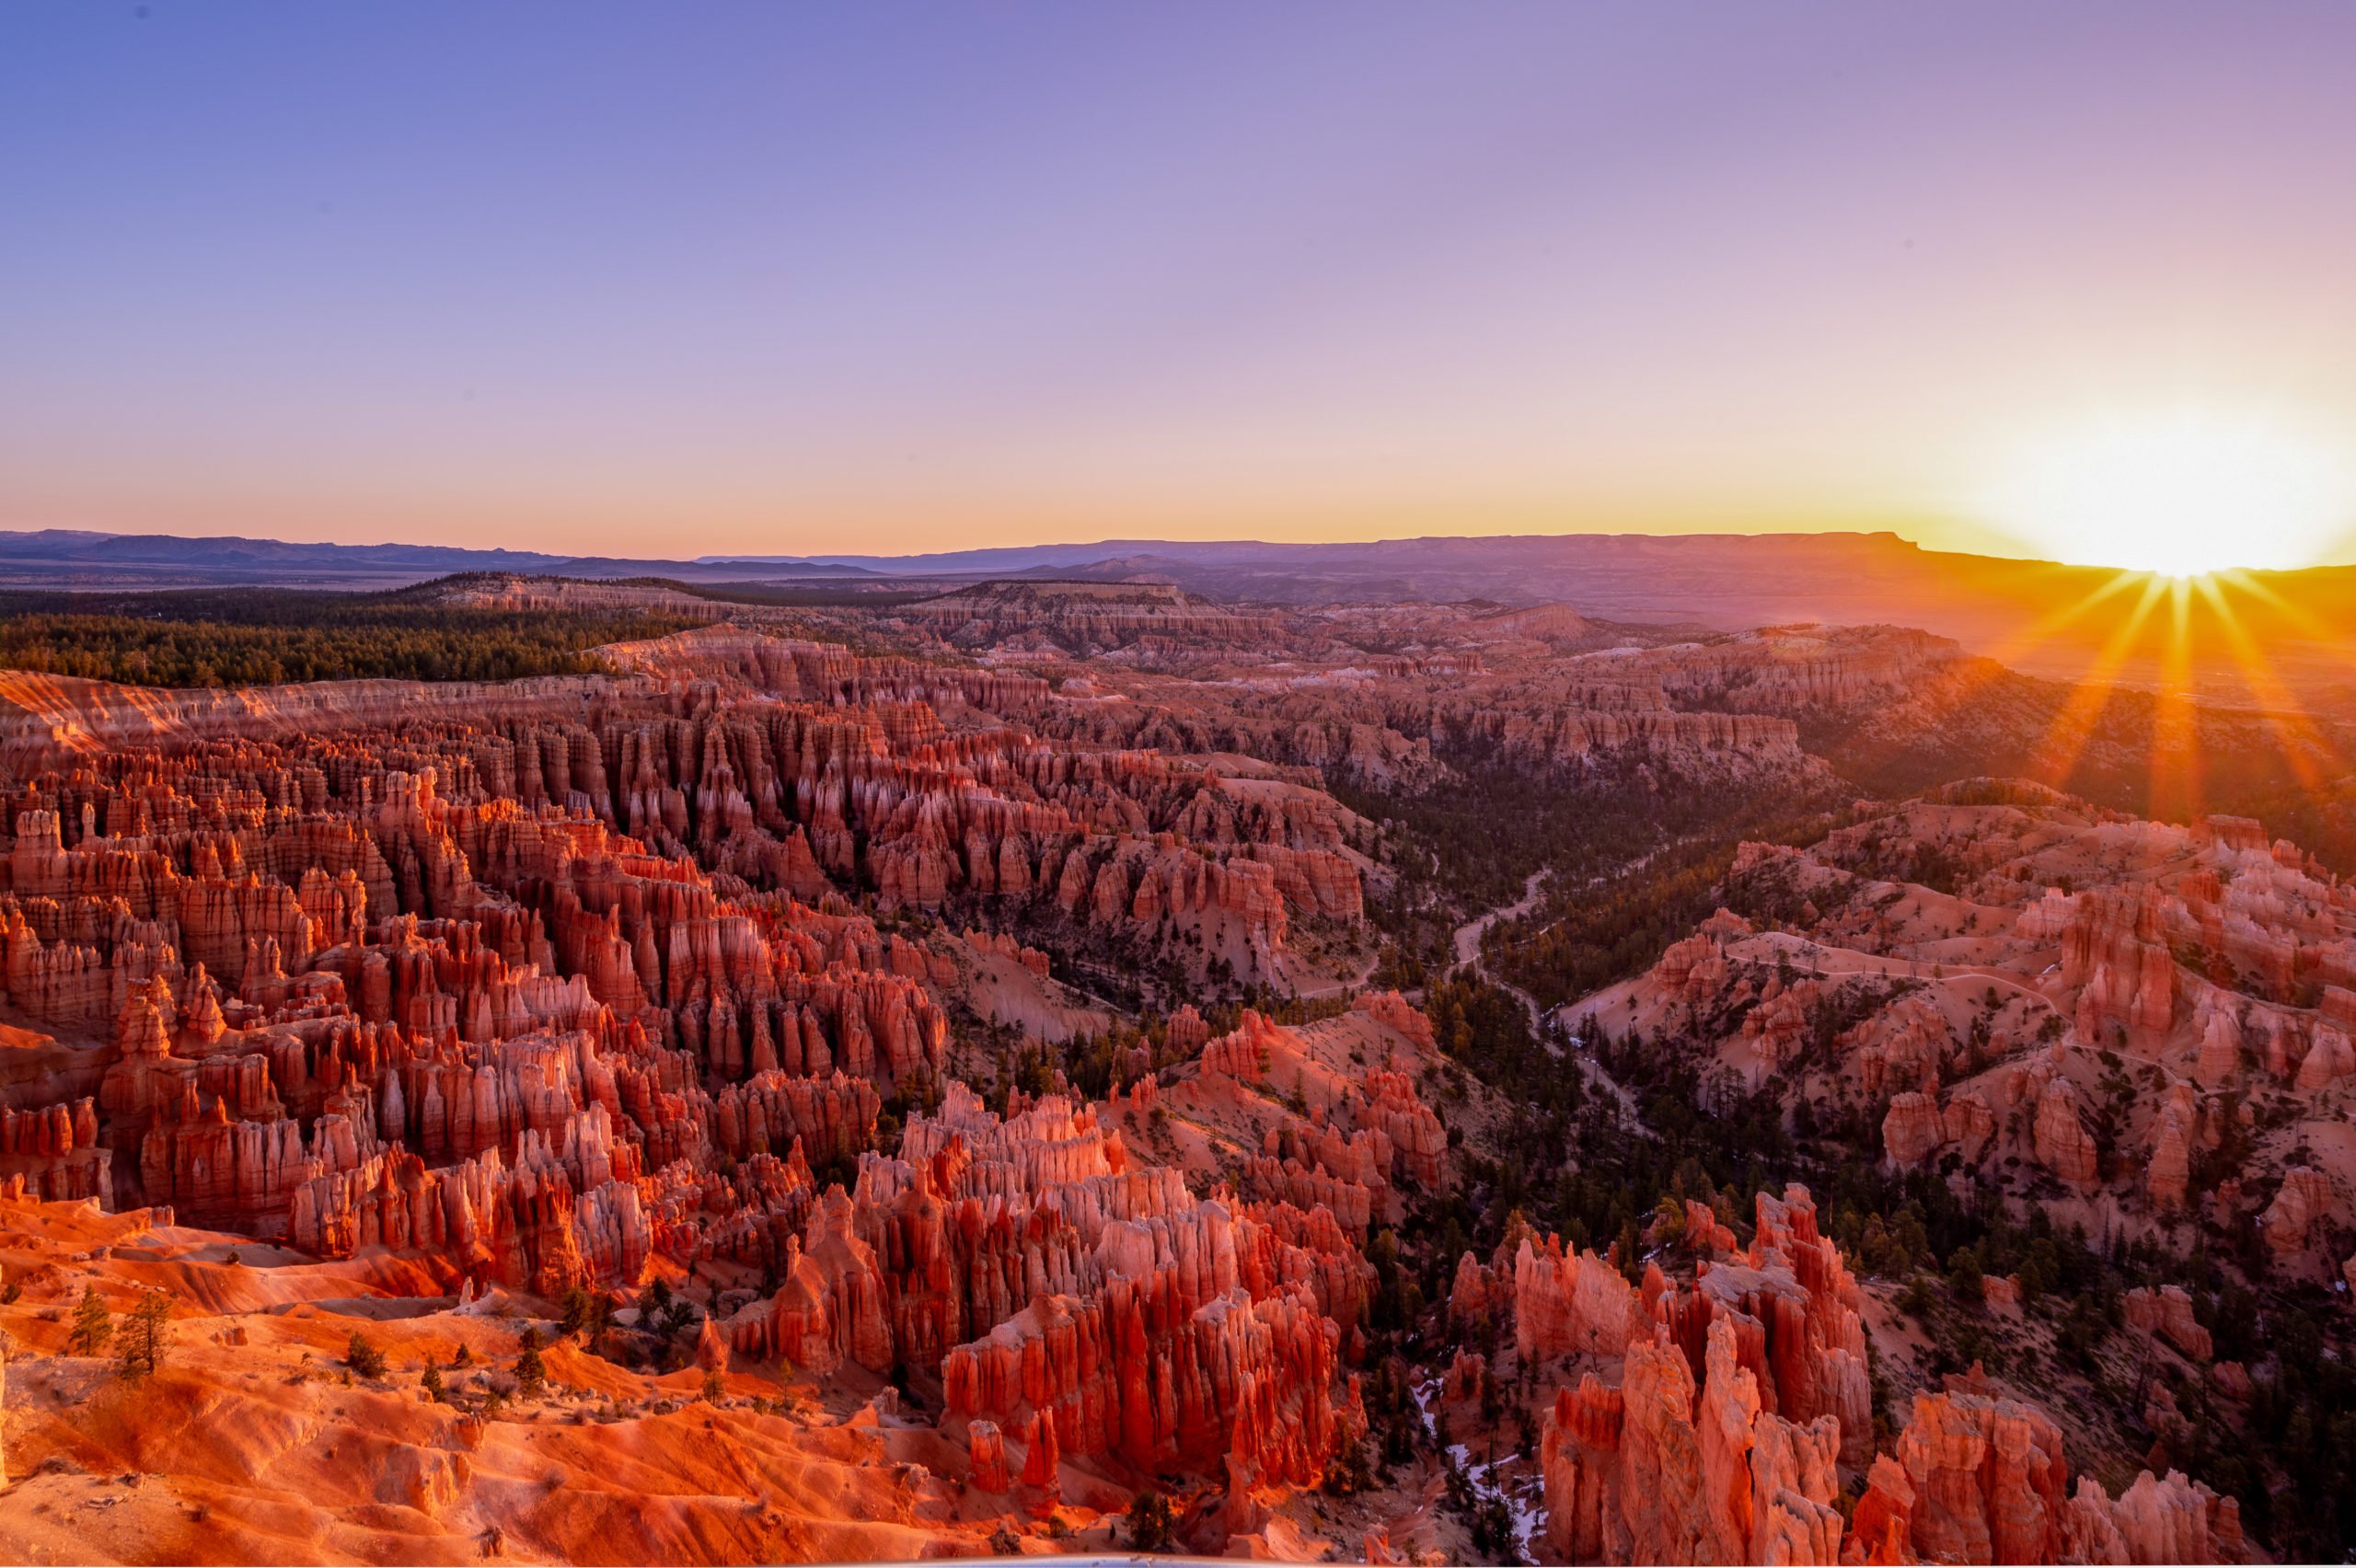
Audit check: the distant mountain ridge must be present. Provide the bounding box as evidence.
[17,526,2356,699]
[0,529,881,588]
[0,525,1962,602]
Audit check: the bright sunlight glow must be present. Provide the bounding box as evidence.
[1977,409,2355,578]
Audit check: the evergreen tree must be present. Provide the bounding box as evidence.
[68,1286,112,1355]
[116,1290,168,1380]
[514,1326,547,1399]
[1125,1491,1172,1551]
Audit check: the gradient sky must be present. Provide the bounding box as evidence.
[7,2,2356,560]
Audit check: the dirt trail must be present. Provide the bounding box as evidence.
[1450,870,1651,1132]
[1449,870,1553,1030]
[1733,931,2061,1009]
[1452,870,1547,966]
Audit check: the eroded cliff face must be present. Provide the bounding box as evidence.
[1507,1191,2243,1553]
[900,581,1290,655]
[1588,790,2356,1286]
[1438,1185,2243,1566]
[0,619,1394,1235]
[0,609,2301,1565]
[1542,779,2356,1563]
[983,609,1960,795]
[0,624,1405,1560]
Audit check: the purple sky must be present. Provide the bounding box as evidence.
[6,3,2356,559]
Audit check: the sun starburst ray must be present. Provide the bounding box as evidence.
[2025,572,2168,792]
[2189,574,2343,796]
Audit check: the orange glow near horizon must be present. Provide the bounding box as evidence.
[1973,408,2356,579]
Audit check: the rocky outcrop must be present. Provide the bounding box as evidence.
[2062,886,2180,1045]
[1539,1315,1847,1565]
[2260,1167,2334,1256]
[710,1081,1364,1493]
[2147,1085,2197,1211]
[2194,1004,2243,1090]
[1708,1318,1844,1565]
[1879,1084,2000,1172]
[1881,1093,1944,1166]
[1852,995,1950,1098]
[2123,1286,2213,1362]
[1833,1378,2247,1565]
[942,1282,1347,1484]
[966,1419,1011,1493]
[902,582,1287,654]
[1883,1387,2072,1562]
[1531,1185,1877,1564]
[2073,1467,2245,1564]
[2032,1077,2100,1189]
[1513,1235,1640,1366]
[693,1313,730,1375]
[0,1095,110,1200]
[1358,1069,1445,1189]
[1614,1332,1716,1562]
[1540,1375,1628,1563]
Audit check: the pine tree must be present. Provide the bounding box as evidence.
[116,1289,168,1379]
[514,1326,547,1399]
[69,1286,112,1355]
[1125,1491,1172,1551]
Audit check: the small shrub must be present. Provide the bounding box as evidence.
[345,1332,387,1378]
[1126,1490,1173,1552]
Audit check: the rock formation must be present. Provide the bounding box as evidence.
[2123,1286,2213,1362]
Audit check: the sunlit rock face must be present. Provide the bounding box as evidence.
[1513,1187,2246,1567]
[0,622,1415,1560]
[0,600,2315,1565]
[0,621,1392,1269]
[1593,780,2356,1303]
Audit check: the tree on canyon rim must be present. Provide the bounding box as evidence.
[67,1286,110,1356]
[115,1289,169,1380]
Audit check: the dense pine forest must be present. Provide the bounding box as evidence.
[0,583,709,686]
[1333,750,1844,1004]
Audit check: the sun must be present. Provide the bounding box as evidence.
[1977,408,2354,578]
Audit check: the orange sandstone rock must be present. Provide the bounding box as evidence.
[2123,1286,2213,1362]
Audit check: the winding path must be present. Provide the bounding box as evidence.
[1734,930,2062,1011]
[1448,870,1651,1131]
[1454,870,1549,967]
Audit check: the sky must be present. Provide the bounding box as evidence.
[6,2,2356,562]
